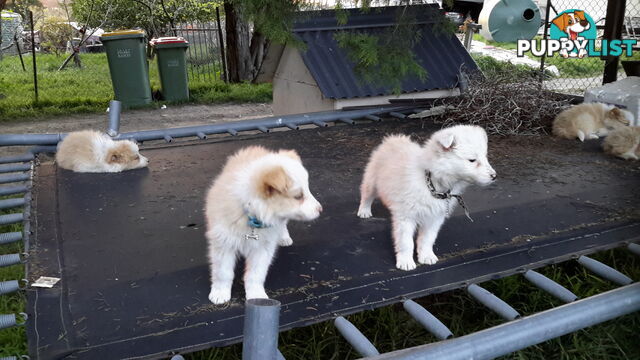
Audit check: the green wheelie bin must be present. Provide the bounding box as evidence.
[100,30,152,107]
[151,37,190,102]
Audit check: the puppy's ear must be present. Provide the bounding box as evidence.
[259,166,291,198]
[106,149,124,164]
[278,149,301,162]
[575,10,585,21]
[552,14,568,32]
[436,133,456,151]
[609,108,629,123]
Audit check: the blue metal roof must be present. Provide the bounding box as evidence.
[292,6,479,99]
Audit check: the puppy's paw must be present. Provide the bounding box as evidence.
[396,256,417,271]
[278,236,293,247]
[418,251,439,265]
[208,286,232,304]
[245,288,269,300]
[357,207,372,219]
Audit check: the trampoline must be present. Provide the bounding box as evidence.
[17,115,639,359]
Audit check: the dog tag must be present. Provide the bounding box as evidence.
[244,229,260,241]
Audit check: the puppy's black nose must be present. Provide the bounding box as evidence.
[580,20,588,26]
[491,173,497,180]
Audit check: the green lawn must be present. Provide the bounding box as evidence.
[0,196,27,358]
[0,53,271,121]
[184,248,639,360]
[472,33,640,78]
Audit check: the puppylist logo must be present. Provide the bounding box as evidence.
[517,9,638,59]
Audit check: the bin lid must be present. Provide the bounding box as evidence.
[100,30,145,41]
[151,36,189,48]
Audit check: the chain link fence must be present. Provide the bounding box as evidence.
[540,0,640,94]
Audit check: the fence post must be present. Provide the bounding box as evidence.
[602,0,627,84]
[538,0,553,86]
[216,7,228,82]
[29,10,38,102]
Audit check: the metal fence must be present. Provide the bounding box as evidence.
[172,19,226,83]
[539,0,640,95]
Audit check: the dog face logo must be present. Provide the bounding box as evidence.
[549,9,596,58]
[517,9,637,59]
[552,11,590,41]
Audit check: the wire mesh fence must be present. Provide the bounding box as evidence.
[172,21,226,83]
[540,0,640,95]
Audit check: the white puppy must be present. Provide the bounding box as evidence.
[56,130,148,173]
[204,146,322,304]
[357,125,496,271]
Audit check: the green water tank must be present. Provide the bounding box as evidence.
[479,0,542,43]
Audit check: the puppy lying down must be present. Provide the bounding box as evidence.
[56,130,148,173]
[552,103,632,142]
[603,126,640,160]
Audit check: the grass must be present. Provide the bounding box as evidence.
[0,195,27,358]
[0,53,272,122]
[185,249,639,360]
[472,33,640,78]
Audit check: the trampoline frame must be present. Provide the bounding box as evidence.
[0,102,638,360]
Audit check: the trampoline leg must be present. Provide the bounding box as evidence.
[107,100,121,137]
[243,298,281,360]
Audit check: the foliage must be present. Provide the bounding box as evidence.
[334,7,431,93]
[0,53,271,121]
[5,0,42,21]
[472,54,544,80]
[36,15,74,55]
[231,0,302,45]
[71,0,220,39]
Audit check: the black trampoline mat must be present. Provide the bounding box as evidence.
[27,120,640,359]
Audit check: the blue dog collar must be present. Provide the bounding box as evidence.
[247,215,269,229]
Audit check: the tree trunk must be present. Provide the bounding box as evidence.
[224,1,253,82]
[249,31,268,82]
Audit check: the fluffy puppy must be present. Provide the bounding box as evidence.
[603,126,640,160]
[204,146,322,304]
[357,125,496,271]
[552,103,632,142]
[56,130,148,173]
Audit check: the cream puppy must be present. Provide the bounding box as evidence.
[552,103,632,142]
[204,146,322,304]
[56,130,148,173]
[357,125,496,271]
[603,126,640,160]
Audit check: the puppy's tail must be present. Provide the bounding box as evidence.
[552,121,574,140]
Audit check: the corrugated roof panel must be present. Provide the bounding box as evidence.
[292,6,479,100]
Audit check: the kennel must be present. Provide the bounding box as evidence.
[0,104,638,360]
[259,5,478,116]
